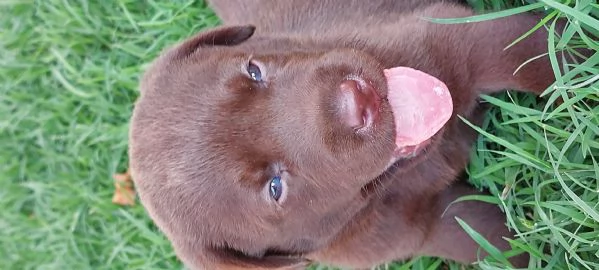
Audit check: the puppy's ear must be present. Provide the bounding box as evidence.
[204,246,310,270]
[166,25,256,59]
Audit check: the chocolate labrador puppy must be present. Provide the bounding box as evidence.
[129,0,563,269]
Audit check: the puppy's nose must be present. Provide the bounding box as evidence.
[337,79,380,130]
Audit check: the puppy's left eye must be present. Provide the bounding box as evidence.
[269,175,283,201]
[247,61,263,82]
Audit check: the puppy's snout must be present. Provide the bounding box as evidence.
[337,79,380,130]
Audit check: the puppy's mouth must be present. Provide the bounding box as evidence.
[384,66,453,162]
[359,67,452,196]
[336,67,452,162]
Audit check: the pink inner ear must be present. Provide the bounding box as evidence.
[384,67,453,148]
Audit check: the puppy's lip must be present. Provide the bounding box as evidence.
[384,128,443,169]
[363,134,437,197]
[392,138,432,159]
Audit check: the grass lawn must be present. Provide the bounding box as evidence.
[1,0,597,269]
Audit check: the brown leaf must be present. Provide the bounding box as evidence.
[112,168,136,206]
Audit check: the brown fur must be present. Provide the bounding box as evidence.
[129,1,565,269]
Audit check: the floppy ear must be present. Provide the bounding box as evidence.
[165,25,256,60]
[201,246,310,270]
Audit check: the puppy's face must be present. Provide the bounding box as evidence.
[130,26,407,269]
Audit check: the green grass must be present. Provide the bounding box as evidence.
[0,0,596,270]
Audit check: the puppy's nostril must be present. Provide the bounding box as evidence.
[337,79,380,131]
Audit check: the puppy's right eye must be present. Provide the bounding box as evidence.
[246,61,263,82]
[269,175,283,201]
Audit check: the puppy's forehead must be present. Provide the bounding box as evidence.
[140,41,343,183]
[160,60,290,176]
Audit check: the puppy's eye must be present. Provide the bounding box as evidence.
[269,175,283,201]
[247,61,263,82]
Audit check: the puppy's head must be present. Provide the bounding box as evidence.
[130,25,402,269]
